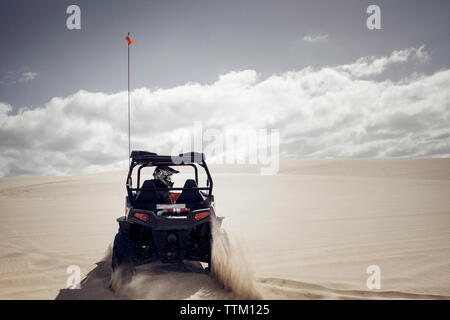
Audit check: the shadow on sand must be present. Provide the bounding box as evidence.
[56,258,118,300]
[55,257,233,300]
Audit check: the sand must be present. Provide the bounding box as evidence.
[0,159,449,299]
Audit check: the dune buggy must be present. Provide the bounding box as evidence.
[112,151,223,272]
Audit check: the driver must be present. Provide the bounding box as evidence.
[152,166,179,203]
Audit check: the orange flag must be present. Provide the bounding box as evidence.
[126,35,137,45]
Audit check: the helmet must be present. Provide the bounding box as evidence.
[153,166,179,187]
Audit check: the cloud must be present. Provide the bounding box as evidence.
[0,67,38,85]
[0,46,449,176]
[18,71,38,82]
[337,46,430,77]
[302,34,328,43]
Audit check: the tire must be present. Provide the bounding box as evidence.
[207,228,229,273]
[112,231,135,271]
[206,235,212,272]
[205,224,213,272]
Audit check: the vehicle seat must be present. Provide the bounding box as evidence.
[136,180,159,203]
[176,179,204,203]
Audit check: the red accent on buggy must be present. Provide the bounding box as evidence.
[170,192,181,203]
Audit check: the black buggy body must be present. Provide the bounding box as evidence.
[112,151,222,271]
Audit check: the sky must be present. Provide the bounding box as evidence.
[0,0,449,176]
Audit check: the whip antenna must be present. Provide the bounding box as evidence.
[126,32,137,166]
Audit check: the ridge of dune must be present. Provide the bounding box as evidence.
[257,278,450,300]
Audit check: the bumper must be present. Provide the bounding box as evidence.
[117,213,211,263]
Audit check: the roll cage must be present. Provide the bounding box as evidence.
[126,151,213,200]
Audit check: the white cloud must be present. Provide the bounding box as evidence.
[412,45,431,63]
[303,34,328,43]
[18,71,38,82]
[0,46,449,176]
[0,68,38,84]
[337,46,430,77]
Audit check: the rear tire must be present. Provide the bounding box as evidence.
[206,257,212,272]
[112,231,135,272]
[208,228,229,273]
[205,227,214,273]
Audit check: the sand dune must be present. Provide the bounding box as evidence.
[0,159,449,299]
